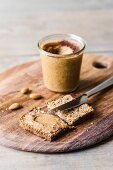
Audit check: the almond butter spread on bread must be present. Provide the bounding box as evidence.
[47,95,94,126]
[20,95,94,141]
[19,108,69,141]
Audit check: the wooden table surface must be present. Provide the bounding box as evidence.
[0,0,113,169]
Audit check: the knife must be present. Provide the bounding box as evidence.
[48,76,113,114]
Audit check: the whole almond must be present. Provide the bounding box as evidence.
[21,87,30,94]
[9,103,22,110]
[29,93,42,100]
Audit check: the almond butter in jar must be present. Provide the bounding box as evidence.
[38,34,86,93]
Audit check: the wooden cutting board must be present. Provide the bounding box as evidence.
[0,54,113,153]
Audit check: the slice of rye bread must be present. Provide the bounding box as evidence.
[19,108,69,141]
[47,95,94,126]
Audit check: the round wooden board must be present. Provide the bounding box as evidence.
[0,54,113,153]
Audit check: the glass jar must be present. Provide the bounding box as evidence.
[38,34,86,93]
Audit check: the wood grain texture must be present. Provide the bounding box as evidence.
[0,54,113,153]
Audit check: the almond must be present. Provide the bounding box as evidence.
[9,103,22,110]
[20,87,30,94]
[29,93,42,100]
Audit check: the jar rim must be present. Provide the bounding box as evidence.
[38,34,86,58]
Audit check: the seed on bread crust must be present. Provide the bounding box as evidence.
[9,103,22,110]
[29,93,42,100]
